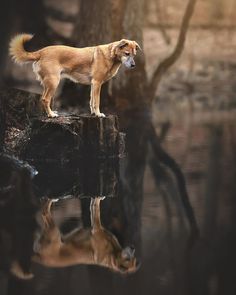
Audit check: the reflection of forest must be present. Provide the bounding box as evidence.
[145,117,236,229]
[141,117,236,295]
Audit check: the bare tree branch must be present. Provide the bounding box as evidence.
[155,0,171,45]
[149,0,197,98]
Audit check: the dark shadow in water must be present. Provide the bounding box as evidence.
[0,154,39,289]
[31,158,119,199]
[148,122,199,237]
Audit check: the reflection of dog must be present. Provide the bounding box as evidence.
[33,198,139,274]
[9,34,140,118]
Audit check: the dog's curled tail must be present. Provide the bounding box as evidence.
[9,34,40,64]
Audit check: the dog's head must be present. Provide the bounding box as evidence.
[111,39,141,69]
[111,245,140,274]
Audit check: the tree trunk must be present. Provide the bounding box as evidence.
[2,0,51,90]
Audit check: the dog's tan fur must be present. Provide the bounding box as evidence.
[9,34,140,118]
[32,198,138,274]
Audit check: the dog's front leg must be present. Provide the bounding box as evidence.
[90,85,95,115]
[91,80,105,118]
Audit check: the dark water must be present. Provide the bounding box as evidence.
[1,113,236,295]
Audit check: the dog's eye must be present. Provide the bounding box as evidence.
[125,52,130,56]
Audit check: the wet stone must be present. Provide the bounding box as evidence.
[19,114,126,160]
[31,158,119,199]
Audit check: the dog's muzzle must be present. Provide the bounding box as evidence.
[121,246,136,259]
[122,56,135,69]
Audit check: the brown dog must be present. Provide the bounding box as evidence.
[32,197,139,274]
[9,34,140,118]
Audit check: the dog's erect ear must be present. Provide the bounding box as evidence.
[134,41,141,51]
[118,39,129,49]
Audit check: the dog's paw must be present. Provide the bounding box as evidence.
[51,198,59,203]
[96,112,106,118]
[48,111,59,118]
[93,196,106,205]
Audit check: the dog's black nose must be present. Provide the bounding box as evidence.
[131,63,135,68]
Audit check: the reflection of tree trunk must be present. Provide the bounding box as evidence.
[203,126,222,237]
[148,122,198,234]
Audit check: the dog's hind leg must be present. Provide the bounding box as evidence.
[34,199,62,255]
[90,197,105,232]
[41,74,60,118]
